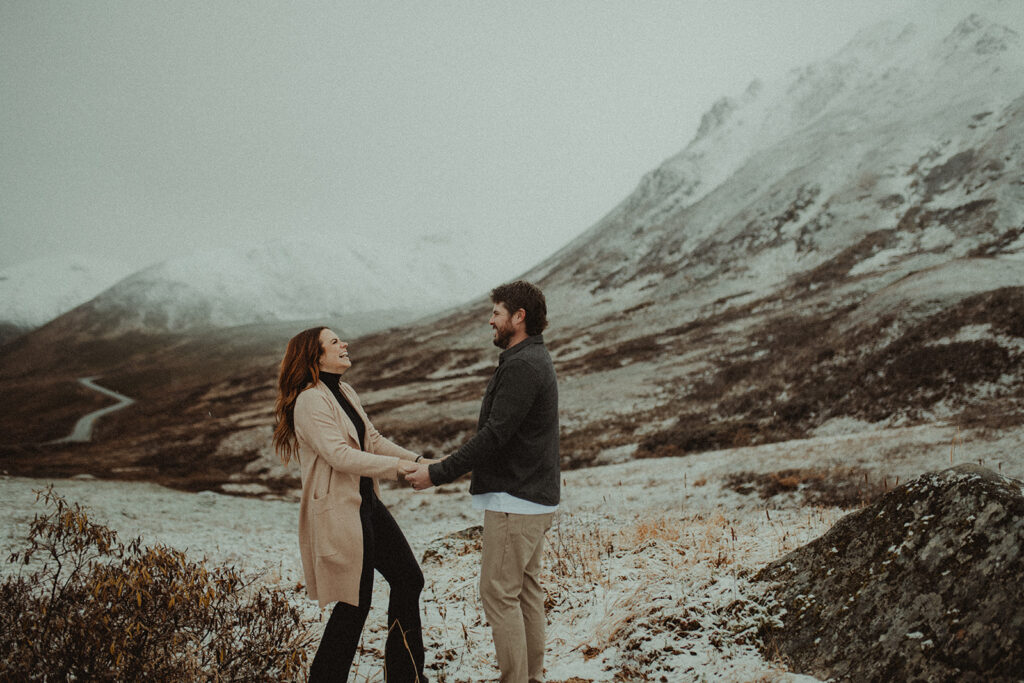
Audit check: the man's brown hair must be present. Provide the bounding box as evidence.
[491,280,548,336]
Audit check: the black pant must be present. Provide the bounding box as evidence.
[309,479,426,682]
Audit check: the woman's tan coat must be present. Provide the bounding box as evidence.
[293,379,418,608]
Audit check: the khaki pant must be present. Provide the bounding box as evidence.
[480,510,555,683]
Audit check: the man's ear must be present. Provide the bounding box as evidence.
[513,308,526,326]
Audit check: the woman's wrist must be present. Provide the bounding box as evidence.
[415,455,423,463]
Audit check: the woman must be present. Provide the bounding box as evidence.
[273,326,427,682]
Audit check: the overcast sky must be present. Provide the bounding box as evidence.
[2,1,934,275]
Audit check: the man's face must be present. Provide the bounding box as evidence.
[489,302,517,349]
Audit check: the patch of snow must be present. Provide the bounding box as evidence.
[221,482,273,496]
[842,258,1024,330]
[849,247,906,275]
[593,444,636,466]
[812,417,879,437]
[945,323,994,342]
[919,225,957,251]
[426,358,494,381]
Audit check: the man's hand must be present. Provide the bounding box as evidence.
[401,462,435,491]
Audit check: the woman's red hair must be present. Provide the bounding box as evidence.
[273,326,326,464]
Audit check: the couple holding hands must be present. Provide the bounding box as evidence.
[273,280,560,683]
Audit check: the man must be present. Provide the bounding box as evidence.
[403,280,560,683]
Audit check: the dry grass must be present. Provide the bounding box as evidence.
[534,501,845,681]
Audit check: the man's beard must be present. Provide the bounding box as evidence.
[492,323,514,349]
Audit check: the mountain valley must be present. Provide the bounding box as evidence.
[1,10,1022,502]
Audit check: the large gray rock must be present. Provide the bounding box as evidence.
[756,464,1024,682]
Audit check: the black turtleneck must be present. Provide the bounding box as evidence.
[319,371,366,451]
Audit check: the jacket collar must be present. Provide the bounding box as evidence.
[499,334,544,364]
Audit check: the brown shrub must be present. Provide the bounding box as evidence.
[559,418,640,469]
[381,418,477,459]
[636,416,805,459]
[725,467,886,508]
[1,488,313,681]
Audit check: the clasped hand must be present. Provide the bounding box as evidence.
[399,459,437,490]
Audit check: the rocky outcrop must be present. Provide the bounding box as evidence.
[757,464,1024,682]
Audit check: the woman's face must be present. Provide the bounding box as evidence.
[317,328,352,375]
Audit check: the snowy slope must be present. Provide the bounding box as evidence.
[530,9,1024,327]
[0,254,134,332]
[73,231,496,333]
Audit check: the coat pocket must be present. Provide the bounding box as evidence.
[312,496,347,557]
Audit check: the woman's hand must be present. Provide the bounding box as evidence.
[401,463,435,491]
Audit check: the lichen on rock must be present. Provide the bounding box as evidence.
[756,463,1024,682]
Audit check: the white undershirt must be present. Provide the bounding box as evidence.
[472,492,559,515]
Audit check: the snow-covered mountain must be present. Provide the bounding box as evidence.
[531,10,1024,327]
[0,255,135,343]
[50,231,497,336]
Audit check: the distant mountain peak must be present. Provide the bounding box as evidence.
[62,235,494,334]
[0,254,134,336]
[695,96,740,141]
[945,13,1021,55]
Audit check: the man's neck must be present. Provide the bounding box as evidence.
[504,331,530,350]
[499,331,532,352]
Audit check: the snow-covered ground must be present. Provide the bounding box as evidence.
[2,422,1021,681]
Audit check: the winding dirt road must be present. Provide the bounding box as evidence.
[51,377,135,443]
